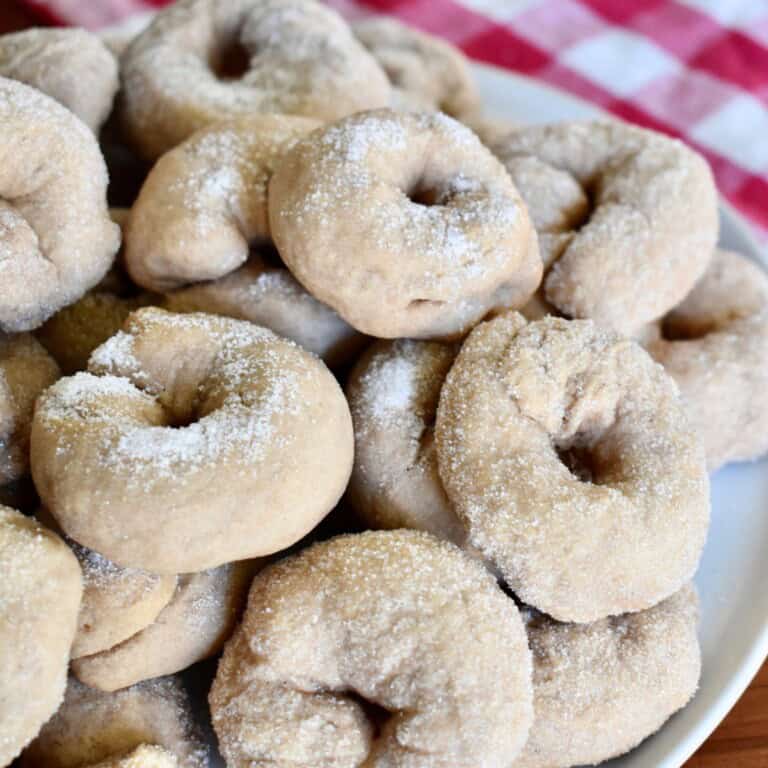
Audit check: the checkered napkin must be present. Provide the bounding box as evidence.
[22,0,768,246]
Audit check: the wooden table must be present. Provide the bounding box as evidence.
[2,2,767,765]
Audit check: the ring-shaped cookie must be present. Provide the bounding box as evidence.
[516,585,700,767]
[352,17,479,118]
[31,308,353,573]
[121,0,390,158]
[210,530,534,767]
[270,109,541,338]
[648,249,768,470]
[436,312,709,622]
[163,254,363,367]
[0,28,118,132]
[68,538,177,660]
[0,78,119,332]
[125,115,320,292]
[490,121,718,335]
[72,560,256,691]
[0,507,82,765]
[346,339,463,545]
[20,676,207,768]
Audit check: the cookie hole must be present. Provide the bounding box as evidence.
[408,298,445,310]
[556,444,596,484]
[660,316,714,342]
[211,38,251,81]
[346,691,391,739]
[161,398,203,429]
[250,240,286,269]
[555,177,597,241]
[407,183,445,207]
[382,66,405,88]
[165,412,199,430]
[437,101,459,118]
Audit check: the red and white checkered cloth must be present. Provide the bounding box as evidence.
[21,0,768,245]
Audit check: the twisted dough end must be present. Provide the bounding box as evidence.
[0,78,119,332]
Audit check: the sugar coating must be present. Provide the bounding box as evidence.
[436,312,710,622]
[125,114,320,292]
[72,559,257,691]
[31,307,353,573]
[121,0,391,158]
[69,538,178,660]
[270,109,541,338]
[647,249,768,470]
[0,27,118,132]
[346,339,466,546]
[516,584,701,768]
[210,529,534,767]
[0,78,120,332]
[353,17,480,118]
[490,120,719,335]
[20,676,208,768]
[0,506,82,765]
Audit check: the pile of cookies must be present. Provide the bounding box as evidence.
[1,1,767,766]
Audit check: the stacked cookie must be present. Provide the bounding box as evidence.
[0,1,765,767]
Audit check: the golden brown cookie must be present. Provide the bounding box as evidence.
[210,530,534,767]
[648,249,768,470]
[436,312,709,622]
[32,308,353,573]
[121,0,391,158]
[0,78,119,332]
[491,121,718,335]
[270,109,541,338]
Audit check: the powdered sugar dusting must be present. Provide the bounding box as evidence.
[89,331,148,388]
[41,372,150,422]
[121,0,390,157]
[320,111,408,163]
[272,109,533,338]
[362,354,417,424]
[71,537,162,594]
[36,310,311,490]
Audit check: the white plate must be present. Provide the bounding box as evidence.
[473,61,768,767]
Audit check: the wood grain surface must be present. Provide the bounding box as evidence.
[1,2,766,766]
